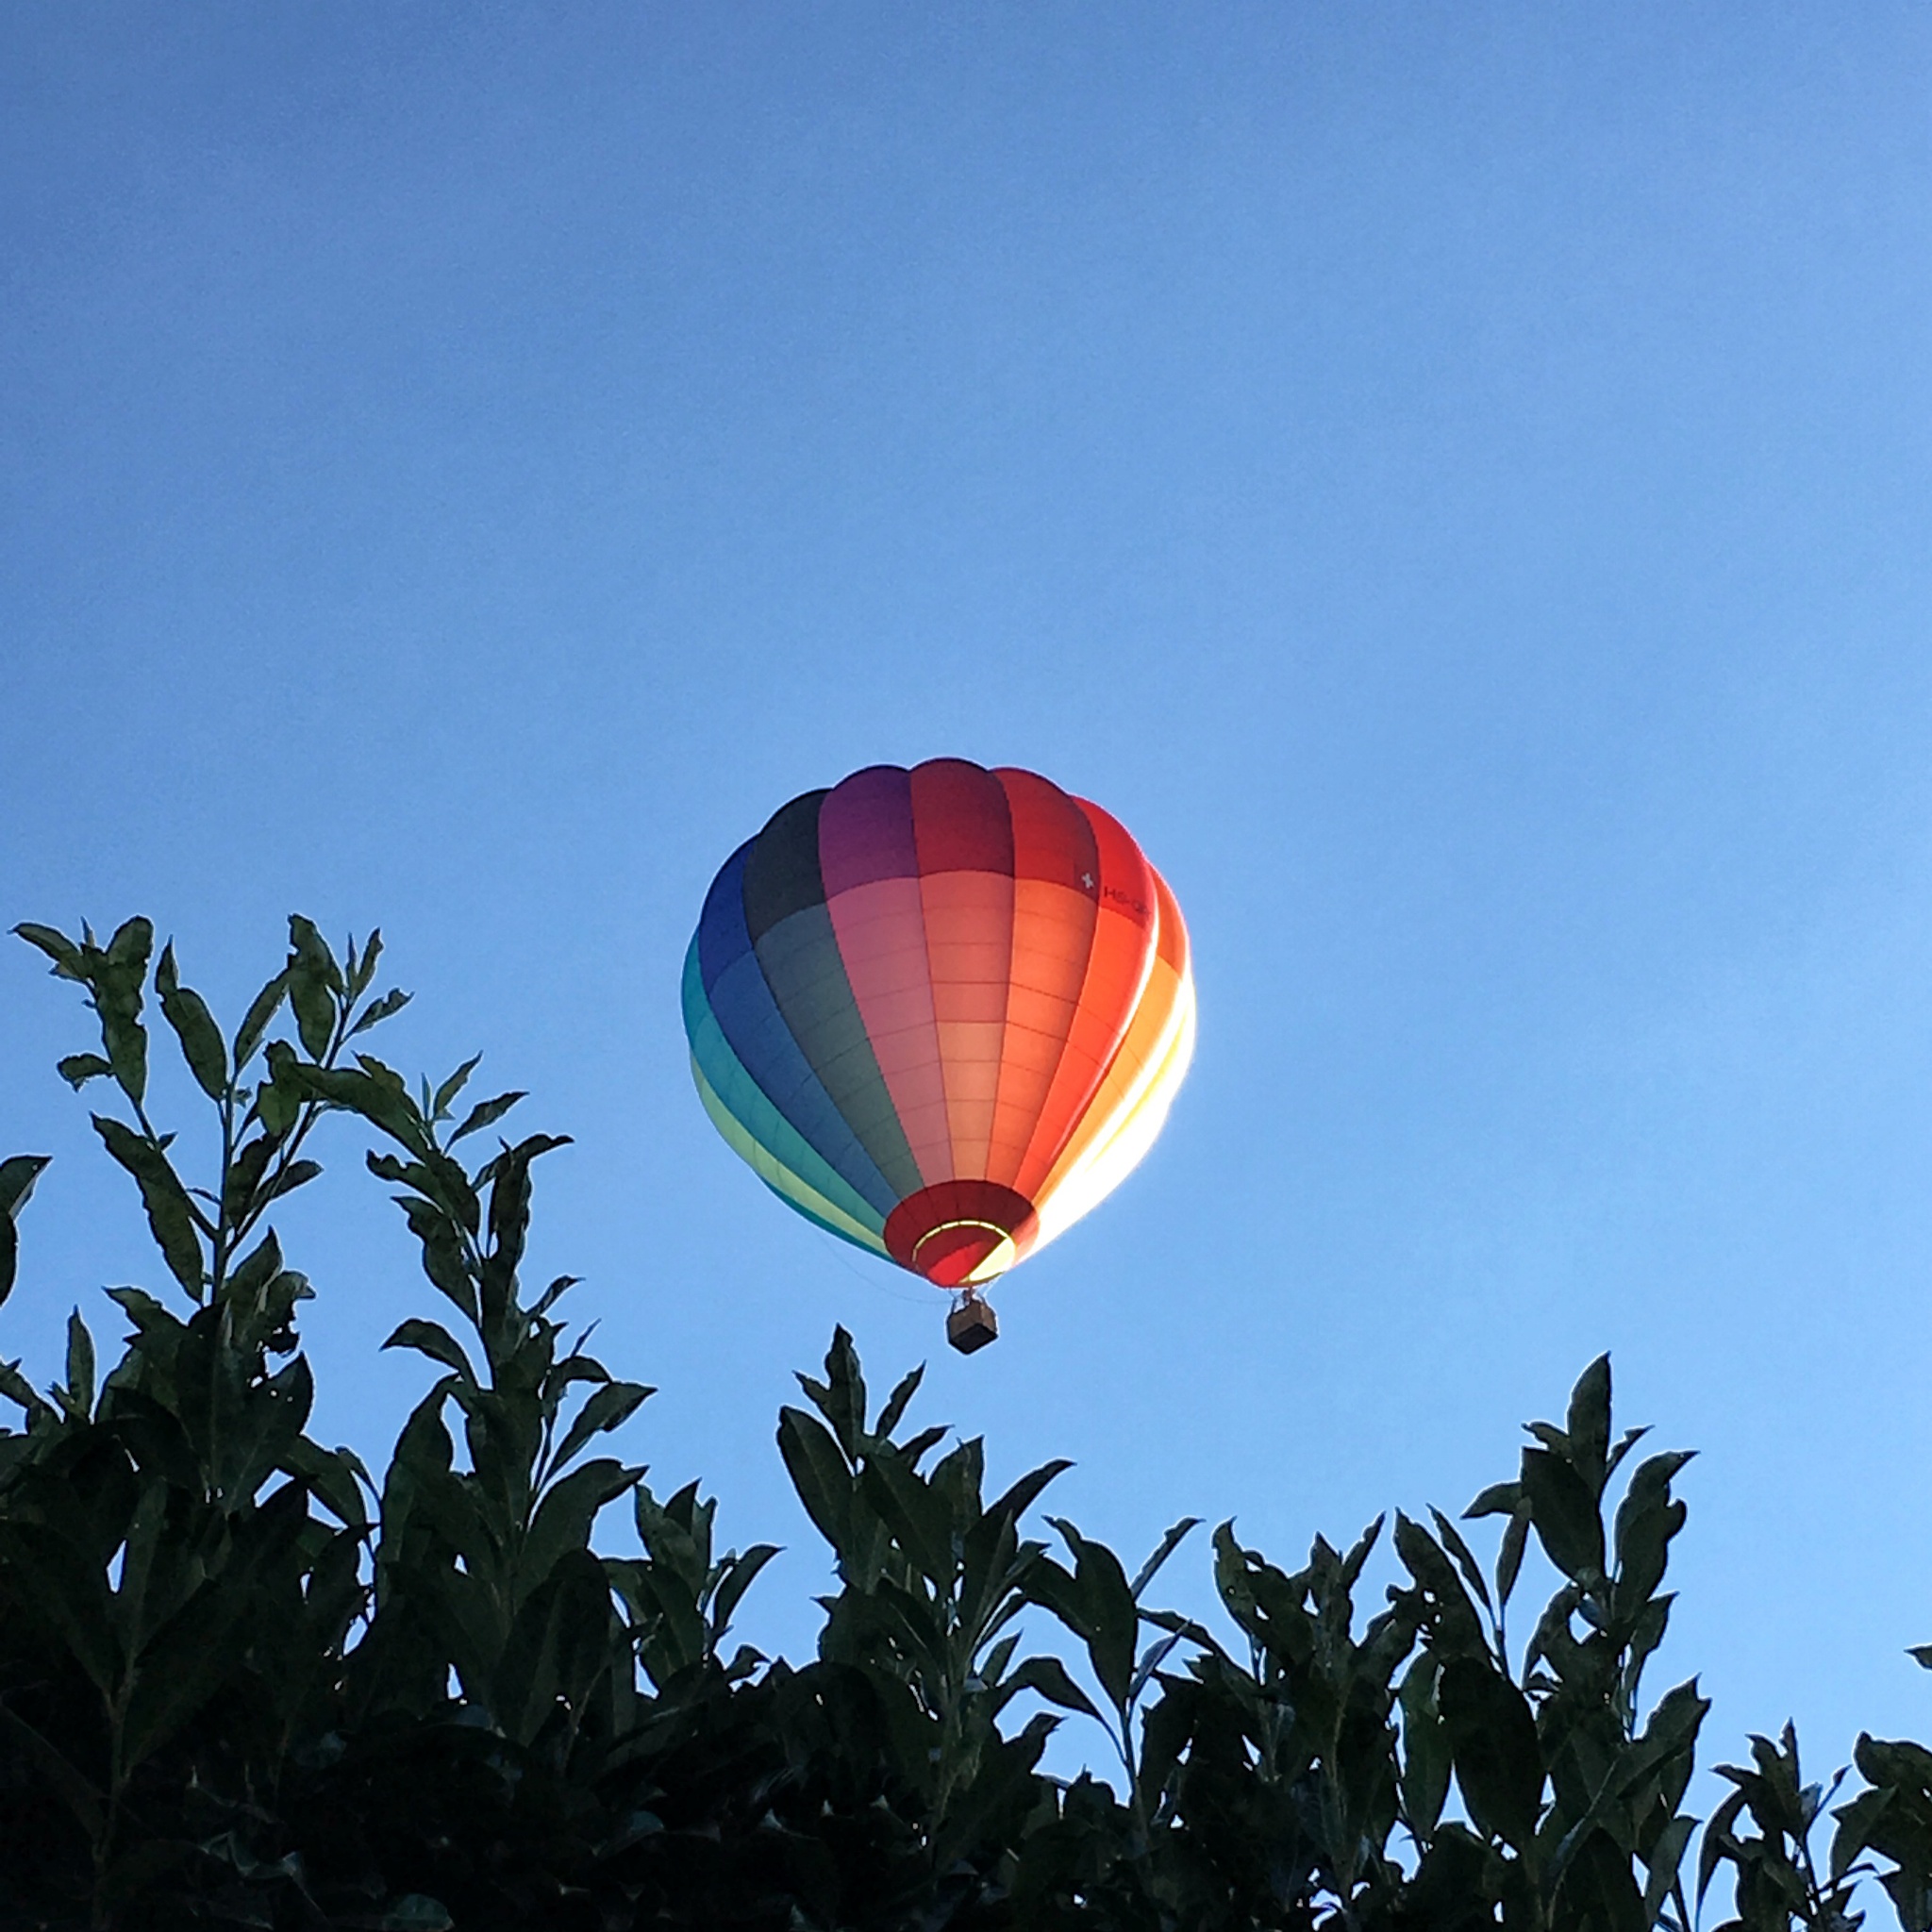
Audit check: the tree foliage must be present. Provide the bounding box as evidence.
[0,915,1924,1929]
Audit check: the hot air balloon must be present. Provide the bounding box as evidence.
[682,759,1194,1352]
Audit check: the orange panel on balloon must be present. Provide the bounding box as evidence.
[1011,800,1158,1200]
[1035,869,1191,1206]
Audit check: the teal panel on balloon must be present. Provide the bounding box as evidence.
[682,939,887,1241]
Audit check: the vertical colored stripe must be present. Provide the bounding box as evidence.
[1011,796,1159,1199]
[820,765,952,1186]
[683,939,890,1238]
[696,844,900,1214]
[983,768,1100,1188]
[1032,972,1195,1253]
[754,902,924,1200]
[1032,867,1191,1213]
[910,760,1015,1183]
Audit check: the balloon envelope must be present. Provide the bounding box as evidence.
[683,759,1193,1288]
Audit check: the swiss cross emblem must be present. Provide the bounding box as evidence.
[1079,871,1095,891]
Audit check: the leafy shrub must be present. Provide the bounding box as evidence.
[0,915,1925,1931]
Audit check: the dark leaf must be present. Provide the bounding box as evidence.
[1496,1504,1531,1608]
[550,1378,653,1472]
[1008,1653,1104,1721]
[808,1324,867,1458]
[1565,1353,1613,1493]
[1466,1479,1521,1519]
[14,920,87,979]
[450,1091,526,1144]
[777,1406,853,1560]
[524,1457,640,1583]
[286,915,341,1056]
[0,1355,51,1418]
[1400,1656,1453,1837]
[377,1895,454,1930]
[56,1052,113,1090]
[264,1158,324,1203]
[287,912,344,992]
[258,1042,303,1135]
[347,984,412,1038]
[94,924,152,1104]
[383,1318,478,1384]
[432,1053,483,1120]
[0,1155,49,1221]
[985,1457,1074,1530]
[1521,1444,1606,1582]
[155,941,228,1100]
[233,969,289,1072]
[0,1155,48,1310]
[92,1115,205,1296]
[1130,1516,1201,1601]
[349,926,385,999]
[1046,1518,1139,1711]
[708,1542,780,1640]
[1394,1512,1487,1655]
[530,1274,579,1317]
[0,1703,104,1840]
[288,976,335,1059]
[861,1444,956,1587]
[106,914,153,968]
[63,1308,94,1420]
[1439,1655,1544,1850]
[1430,1507,1493,1615]
[221,1133,275,1224]
[875,1362,924,1440]
[1612,1451,1693,1622]
[1554,1827,1647,1932]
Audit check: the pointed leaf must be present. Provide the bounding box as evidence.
[383,1318,478,1384]
[708,1541,779,1639]
[450,1091,526,1144]
[875,1362,924,1441]
[1047,1517,1139,1710]
[264,1157,323,1203]
[93,934,151,1103]
[154,942,227,1100]
[349,926,384,998]
[0,1156,49,1309]
[777,1406,853,1560]
[1565,1354,1613,1493]
[1521,1444,1606,1581]
[1496,1504,1531,1608]
[986,1457,1074,1529]
[1466,1479,1521,1519]
[432,1054,483,1120]
[63,1309,94,1420]
[1430,1507,1493,1614]
[233,970,289,1071]
[286,915,341,1056]
[551,1379,653,1473]
[0,1704,104,1840]
[14,921,86,978]
[92,1116,204,1296]
[1007,1653,1103,1721]
[347,984,412,1038]
[1130,1516,1201,1601]
[1440,1654,1544,1850]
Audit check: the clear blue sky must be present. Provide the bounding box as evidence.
[4,3,1930,1790]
